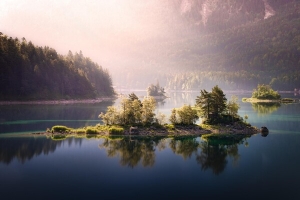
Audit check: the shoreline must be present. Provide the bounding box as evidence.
[33,123,260,140]
[242,97,298,103]
[0,97,115,105]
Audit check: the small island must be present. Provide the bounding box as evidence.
[36,85,261,141]
[242,84,295,103]
[147,82,167,99]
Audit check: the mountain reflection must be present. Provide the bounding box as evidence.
[0,137,82,164]
[252,102,281,115]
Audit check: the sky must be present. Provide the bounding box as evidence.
[0,0,171,68]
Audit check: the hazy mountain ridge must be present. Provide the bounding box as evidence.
[111,0,300,91]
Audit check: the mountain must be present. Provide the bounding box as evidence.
[109,0,300,91]
[0,33,114,100]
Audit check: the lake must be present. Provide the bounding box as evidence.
[1,91,300,199]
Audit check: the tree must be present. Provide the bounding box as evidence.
[147,82,166,97]
[169,108,178,125]
[252,84,281,99]
[211,85,227,117]
[195,89,214,119]
[99,106,119,125]
[195,85,230,124]
[141,97,156,125]
[227,95,240,119]
[177,105,199,125]
[156,112,166,125]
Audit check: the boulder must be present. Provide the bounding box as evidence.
[130,126,139,135]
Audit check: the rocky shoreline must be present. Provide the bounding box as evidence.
[33,122,260,139]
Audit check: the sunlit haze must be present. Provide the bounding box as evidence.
[2,0,293,91]
[0,1,170,65]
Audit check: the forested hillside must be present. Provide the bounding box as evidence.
[0,33,114,100]
[111,0,300,91]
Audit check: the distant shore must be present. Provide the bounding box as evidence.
[0,97,115,105]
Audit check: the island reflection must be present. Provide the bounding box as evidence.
[251,102,281,115]
[99,136,247,175]
[0,135,248,175]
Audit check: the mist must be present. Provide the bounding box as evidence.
[2,0,292,91]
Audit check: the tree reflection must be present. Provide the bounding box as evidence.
[252,102,281,115]
[99,136,164,168]
[99,135,248,173]
[0,137,78,164]
[169,137,199,160]
[196,137,245,175]
[196,142,228,175]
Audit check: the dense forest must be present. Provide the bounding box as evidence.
[0,33,114,100]
[111,0,300,91]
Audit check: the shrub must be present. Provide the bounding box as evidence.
[108,127,124,135]
[85,128,98,134]
[165,124,175,131]
[51,125,69,132]
[75,129,86,134]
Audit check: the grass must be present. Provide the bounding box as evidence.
[108,127,124,135]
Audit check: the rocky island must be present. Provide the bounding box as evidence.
[35,86,261,141]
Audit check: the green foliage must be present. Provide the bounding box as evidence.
[165,124,175,131]
[0,33,114,100]
[169,109,178,125]
[156,112,166,125]
[99,106,119,125]
[74,129,86,134]
[98,93,156,126]
[252,84,281,100]
[195,85,227,123]
[51,126,70,132]
[141,96,156,125]
[195,86,244,124]
[85,128,98,135]
[173,105,199,125]
[108,127,124,135]
[227,95,240,117]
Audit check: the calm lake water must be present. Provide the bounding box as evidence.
[1,91,300,199]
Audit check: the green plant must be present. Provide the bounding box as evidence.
[165,124,175,131]
[108,127,124,135]
[51,125,69,132]
[85,128,98,134]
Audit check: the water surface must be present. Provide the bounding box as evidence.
[0,92,300,199]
